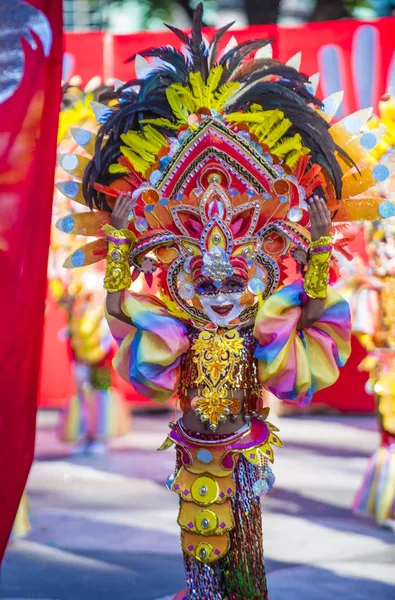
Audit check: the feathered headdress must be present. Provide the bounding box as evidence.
[56,4,395,327]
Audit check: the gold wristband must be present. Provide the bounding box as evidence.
[103,224,136,293]
[309,234,333,251]
[304,235,333,299]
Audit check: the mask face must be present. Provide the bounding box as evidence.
[195,277,247,327]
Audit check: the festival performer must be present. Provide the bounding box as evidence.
[51,85,130,454]
[336,95,395,527]
[56,6,394,597]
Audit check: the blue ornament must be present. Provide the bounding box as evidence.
[252,479,270,497]
[149,170,162,185]
[135,217,148,232]
[159,155,171,170]
[196,449,214,464]
[378,200,395,218]
[248,277,265,295]
[60,215,75,233]
[166,472,176,490]
[64,181,79,198]
[360,132,377,150]
[373,164,390,182]
[238,131,251,141]
[178,130,191,143]
[73,129,91,146]
[71,250,85,268]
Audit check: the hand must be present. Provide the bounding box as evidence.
[111,192,134,230]
[309,195,332,242]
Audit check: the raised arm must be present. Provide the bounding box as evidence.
[104,192,136,325]
[297,195,332,330]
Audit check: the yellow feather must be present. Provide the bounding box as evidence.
[253,111,284,139]
[120,131,159,155]
[120,146,151,174]
[142,125,168,150]
[272,134,302,158]
[189,72,205,107]
[204,66,223,107]
[109,163,129,174]
[140,117,179,130]
[166,87,188,123]
[212,82,240,111]
[264,119,292,148]
[170,84,197,113]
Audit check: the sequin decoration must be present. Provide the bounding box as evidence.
[222,457,269,599]
[135,217,148,232]
[248,277,265,295]
[360,132,377,150]
[179,282,195,300]
[61,154,78,171]
[166,472,176,490]
[150,170,162,185]
[0,1,52,104]
[373,164,390,182]
[71,250,85,267]
[63,181,79,198]
[252,479,269,497]
[59,215,74,233]
[202,246,233,283]
[379,201,395,218]
[287,207,303,223]
[73,129,92,146]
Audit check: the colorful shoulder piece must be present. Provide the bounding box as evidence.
[253,280,351,405]
[106,292,190,402]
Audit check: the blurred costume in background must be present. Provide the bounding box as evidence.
[55,6,395,598]
[50,85,130,454]
[336,96,395,526]
[10,492,31,543]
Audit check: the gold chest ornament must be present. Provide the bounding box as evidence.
[191,329,248,429]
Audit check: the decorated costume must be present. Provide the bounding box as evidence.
[51,86,130,452]
[56,6,395,597]
[336,96,395,525]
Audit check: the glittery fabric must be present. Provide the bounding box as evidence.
[0,2,52,104]
[181,456,267,600]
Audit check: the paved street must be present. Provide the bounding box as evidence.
[2,411,395,600]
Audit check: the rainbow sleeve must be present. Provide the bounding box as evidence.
[106,292,190,403]
[253,280,351,406]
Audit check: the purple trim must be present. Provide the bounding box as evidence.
[107,236,131,244]
[311,245,332,255]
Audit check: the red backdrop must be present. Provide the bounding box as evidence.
[0,0,63,558]
[64,17,395,114]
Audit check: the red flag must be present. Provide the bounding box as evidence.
[0,0,63,558]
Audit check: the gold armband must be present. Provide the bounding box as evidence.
[103,224,136,293]
[303,234,333,299]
